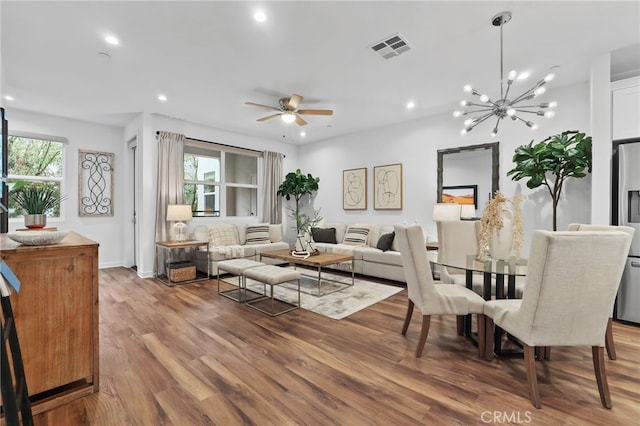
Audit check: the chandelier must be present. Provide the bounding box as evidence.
[453,11,557,136]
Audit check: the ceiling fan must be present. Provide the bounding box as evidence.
[244,94,333,126]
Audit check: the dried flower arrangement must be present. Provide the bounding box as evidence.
[478,192,524,260]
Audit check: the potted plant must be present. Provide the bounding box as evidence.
[277,169,321,254]
[507,130,592,231]
[11,182,65,229]
[478,192,524,260]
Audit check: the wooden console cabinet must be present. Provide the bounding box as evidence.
[0,232,99,413]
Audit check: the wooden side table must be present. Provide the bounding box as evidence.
[155,240,210,286]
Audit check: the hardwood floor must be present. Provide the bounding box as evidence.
[32,267,639,425]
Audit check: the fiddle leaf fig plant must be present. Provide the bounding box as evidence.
[507,130,592,231]
[277,169,321,236]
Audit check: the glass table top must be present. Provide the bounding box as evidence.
[430,254,527,276]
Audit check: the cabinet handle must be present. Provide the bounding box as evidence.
[631,261,640,268]
[66,264,75,272]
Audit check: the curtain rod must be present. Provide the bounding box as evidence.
[155,131,263,154]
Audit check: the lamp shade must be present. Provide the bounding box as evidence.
[166,204,192,222]
[432,203,461,221]
[460,204,477,219]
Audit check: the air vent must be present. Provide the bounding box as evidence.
[369,33,412,60]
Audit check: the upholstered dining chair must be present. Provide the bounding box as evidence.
[484,230,632,409]
[394,224,486,358]
[567,223,635,360]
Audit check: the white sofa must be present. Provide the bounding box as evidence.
[191,223,289,276]
[312,222,425,283]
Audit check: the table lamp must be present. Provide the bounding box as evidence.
[432,203,461,221]
[166,204,192,242]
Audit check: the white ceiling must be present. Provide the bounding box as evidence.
[2,1,639,144]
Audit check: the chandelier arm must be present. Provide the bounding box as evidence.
[470,112,496,127]
[492,117,502,135]
[503,80,513,102]
[465,108,495,113]
[513,109,543,115]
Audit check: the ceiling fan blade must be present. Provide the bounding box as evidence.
[287,94,303,110]
[295,115,308,126]
[297,109,333,116]
[245,101,280,111]
[257,113,281,122]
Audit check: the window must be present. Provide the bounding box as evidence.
[7,135,65,218]
[183,140,259,217]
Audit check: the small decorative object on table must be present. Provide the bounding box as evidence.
[7,230,69,246]
[478,192,524,260]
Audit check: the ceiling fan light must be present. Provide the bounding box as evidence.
[281,112,296,123]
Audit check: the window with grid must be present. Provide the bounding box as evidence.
[183,140,259,217]
[7,135,65,219]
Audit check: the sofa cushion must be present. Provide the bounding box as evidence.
[361,249,403,267]
[343,225,371,246]
[208,245,254,261]
[208,224,240,246]
[311,227,337,244]
[268,224,283,243]
[376,231,395,252]
[245,224,271,245]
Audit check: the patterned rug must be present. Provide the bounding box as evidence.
[238,268,404,320]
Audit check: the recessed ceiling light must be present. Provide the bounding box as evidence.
[4,95,14,101]
[105,35,119,45]
[406,101,415,109]
[300,131,306,137]
[157,94,167,102]
[253,11,267,22]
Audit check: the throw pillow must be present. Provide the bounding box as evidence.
[245,225,271,245]
[343,226,370,246]
[208,225,239,247]
[311,227,337,244]
[376,231,395,252]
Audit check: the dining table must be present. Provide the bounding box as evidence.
[429,254,528,356]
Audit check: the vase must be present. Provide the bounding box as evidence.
[489,208,514,260]
[293,234,309,255]
[24,214,47,229]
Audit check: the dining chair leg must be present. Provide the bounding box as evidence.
[524,344,542,409]
[605,318,616,360]
[484,317,494,361]
[592,346,612,408]
[415,315,431,358]
[477,314,485,358]
[456,316,464,336]
[401,300,414,335]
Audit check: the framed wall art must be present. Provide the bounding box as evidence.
[442,184,478,208]
[343,167,367,210]
[374,163,402,210]
[78,150,114,216]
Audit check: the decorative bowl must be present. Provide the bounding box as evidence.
[7,230,70,246]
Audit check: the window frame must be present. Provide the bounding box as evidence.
[183,139,261,219]
[7,132,67,222]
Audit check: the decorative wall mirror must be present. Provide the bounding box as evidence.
[437,142,499,214]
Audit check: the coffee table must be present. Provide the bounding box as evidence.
[260,249,354,296]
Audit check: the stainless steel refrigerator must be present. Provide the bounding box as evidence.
[614,140,640,324]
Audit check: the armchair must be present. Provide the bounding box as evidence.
[484,230,632,408]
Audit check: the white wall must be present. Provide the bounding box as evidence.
[298,81,593,256]
[7,108,125,268]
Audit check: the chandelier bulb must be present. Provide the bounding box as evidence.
[463,84,473,93]
[479,94,490,103]
[544,110,556,118]
[534,87,546,96]
[460,100,470,107]
[464,119,474,126]
[491,129,498,137]
[549,101,558,108]
[544,73,555,82]
[508,70,517,81]
[453,110,463,118]
[506,108,516,117]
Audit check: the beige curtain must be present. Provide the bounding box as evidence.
[154,131,185,274]
[262,151,283,224]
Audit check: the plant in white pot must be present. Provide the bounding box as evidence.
[277,169,321,255]
[478,192,524,260]
[11,183,65,229]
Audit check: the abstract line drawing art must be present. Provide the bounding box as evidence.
[374,163,402,210]
[79,150,114,216]
[343,168,367,210]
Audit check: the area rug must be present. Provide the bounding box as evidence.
[238,268,404,320]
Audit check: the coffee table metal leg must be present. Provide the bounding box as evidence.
[317,265,322,295]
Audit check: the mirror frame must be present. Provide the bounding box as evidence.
[437,142,500,204]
